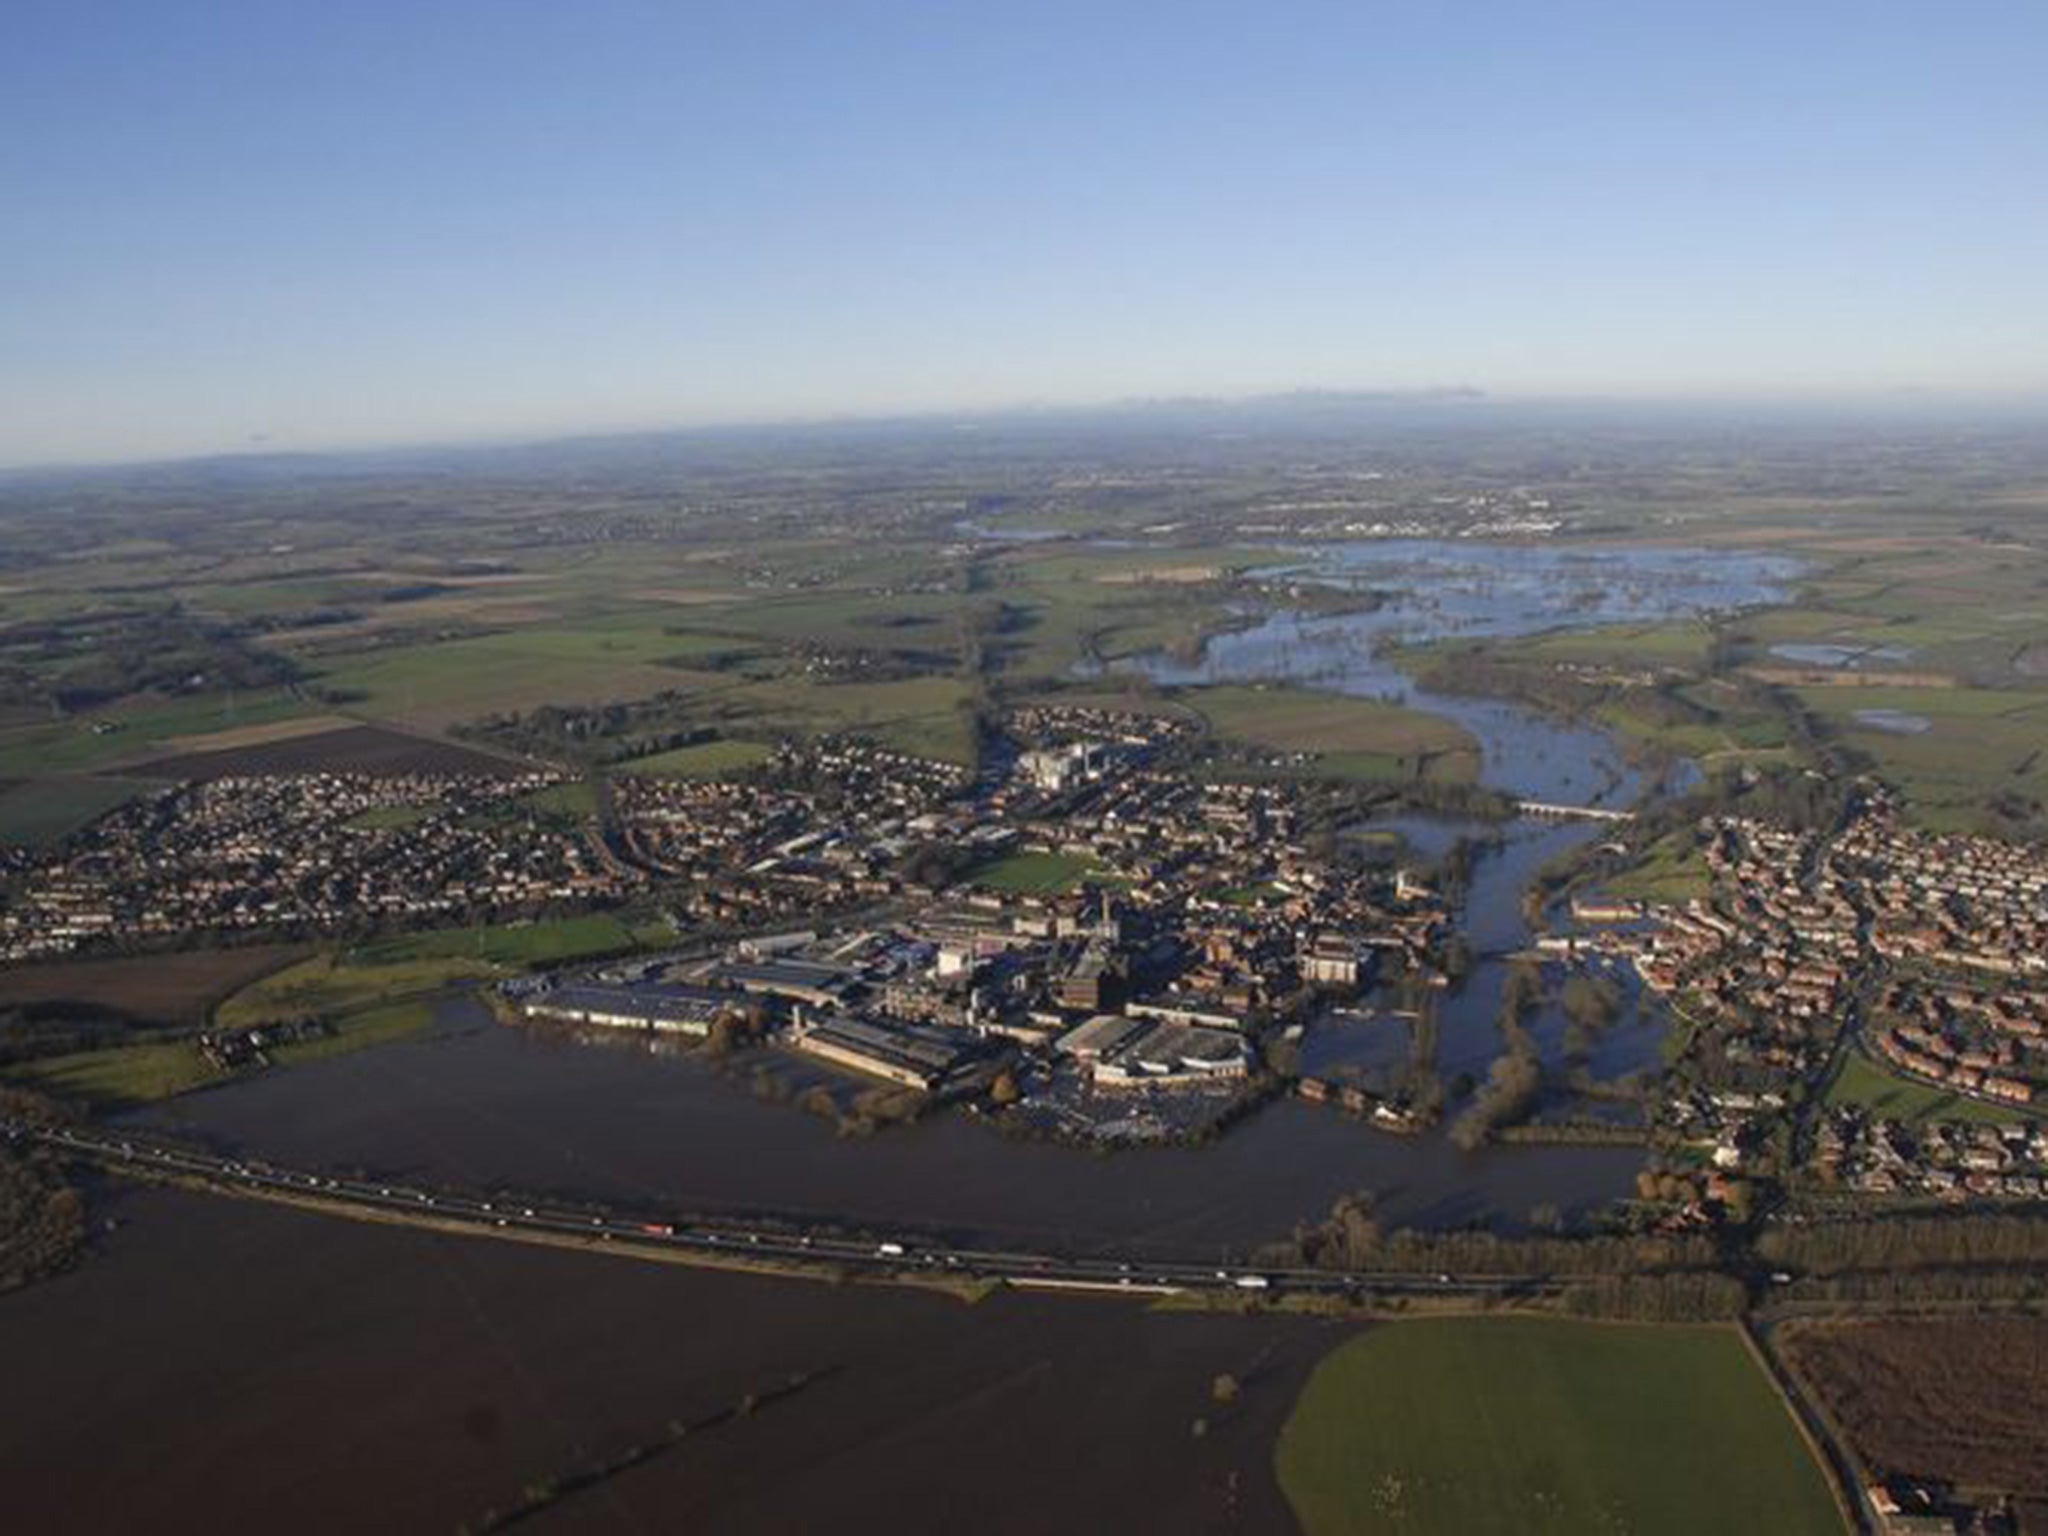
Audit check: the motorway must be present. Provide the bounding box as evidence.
[6,1117,1562,1305]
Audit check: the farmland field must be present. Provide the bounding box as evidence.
[1779,1318,2048,1503]
[267,1000,438,1068]
[1791,683,2048,832]
[212,951,500,1029]
[306,620,735,730]
[0,776,154,847]
[0,689,319,779]
[0,946,308,1028]
[1276,1318,1842,1536]
[134,722,521,779]
[6,1039,224,1106]
[617,739,774,777]
[1189,684,1479,782]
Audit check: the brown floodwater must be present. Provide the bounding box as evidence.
[129,999,1644,1257]
[0,1185,1339,1535]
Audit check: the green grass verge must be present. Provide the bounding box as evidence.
[1276,1318,1842,1536]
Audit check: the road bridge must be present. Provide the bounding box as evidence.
[1515,799,1635,824]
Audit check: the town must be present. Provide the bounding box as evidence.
[516,705,1454,1144]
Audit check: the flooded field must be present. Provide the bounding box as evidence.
[1770,641,1914,669]
[1104,539,1797,804]
[1852,708,1934,735]
[0,1185,1334,1535]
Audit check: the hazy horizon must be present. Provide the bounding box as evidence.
[5,1,2046,467]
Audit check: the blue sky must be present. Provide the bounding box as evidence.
[3,0,2045,465]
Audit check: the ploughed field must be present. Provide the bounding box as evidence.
[1276,1317,1842,1536]
[1779,1318,2048,1505]
[0,945,307,1029]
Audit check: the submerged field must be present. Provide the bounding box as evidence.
[1276,1318,1841,1536]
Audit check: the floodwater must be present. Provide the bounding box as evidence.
[1098,539,1785,1132]
[1769,641,1913,669]
[1853,708,1934,735]
[0,1184,1333,1535]
[1101,537,1799,804]
[133,997,1644,1251]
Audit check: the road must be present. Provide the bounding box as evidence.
[8,1117,1563,1305]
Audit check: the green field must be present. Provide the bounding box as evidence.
[618,738,775,777]
[1604,833,1713,903]
[213,949,502,1028]
[7,1039,225,1107]
[308,618,736,729]
[347,913,640,968]
[345,802,437,831]
[1189,685,1479,782]
[1793,683,2048,830]
[213,913,651,1028]
[267,999,438,1067]
[0,776,154,846]
[1276,1318,1842,1536]
[4,999,443,1105]
[1505,622,1717,670]
[1823,1044,2032,1126]
[712,674,976,764]
[517,779,599,819]
[0,689,316,778]
[970,849,1103,895]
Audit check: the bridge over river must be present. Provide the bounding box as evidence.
[1514,799,1635,824]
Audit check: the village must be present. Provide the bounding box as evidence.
[1591,786,2048,1206]
[0,770,624,963]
